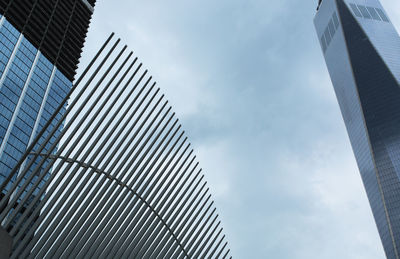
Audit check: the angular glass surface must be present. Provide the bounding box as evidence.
[315,0,400,257]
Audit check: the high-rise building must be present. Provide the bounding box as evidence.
[315,0,400,258]
[0,0,95,196]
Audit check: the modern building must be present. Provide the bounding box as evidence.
[315,0,400,258]
[0,0,95,196]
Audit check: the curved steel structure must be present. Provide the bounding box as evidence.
[0,33,232,258]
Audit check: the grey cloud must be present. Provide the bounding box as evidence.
[75,0,399,258]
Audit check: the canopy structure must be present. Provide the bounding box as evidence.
[0,33,232,259]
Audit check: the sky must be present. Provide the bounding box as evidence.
[77,0,400,258]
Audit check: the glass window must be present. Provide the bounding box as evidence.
[328,20,336,38]
[320,35,327,53]
[349,3,362,17]
[332,12,340,29]
[357,5,372,19]
[375,8,389,22]
[324,27,331,46]
[366,7,381,21]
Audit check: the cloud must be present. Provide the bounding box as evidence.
[76,0,400,257]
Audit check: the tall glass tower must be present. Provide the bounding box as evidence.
[315,0,400,258]
[0,0,95,197]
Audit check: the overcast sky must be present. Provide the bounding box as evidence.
[77,1,400,258]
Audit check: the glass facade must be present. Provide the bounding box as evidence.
[0,15,72,197]
[315,0,400,258]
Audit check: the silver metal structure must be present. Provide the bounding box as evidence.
[0,33,232,259]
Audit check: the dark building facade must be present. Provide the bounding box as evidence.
[0,0,95,196]
[315,0,400,258]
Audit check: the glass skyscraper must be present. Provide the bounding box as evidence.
[315,0,400,258]
[0,0,95,197]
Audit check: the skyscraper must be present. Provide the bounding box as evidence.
[314,0,400,258]
[0,0,95,196]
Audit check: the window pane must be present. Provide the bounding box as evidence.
[332,12,340,29]
[367,7,381,21]
[349,3,362,17]
[328,20,336,37]
[324,27,332,45]
[357,5,372,19]
[375,8,389,22]
[320,35,327,53]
